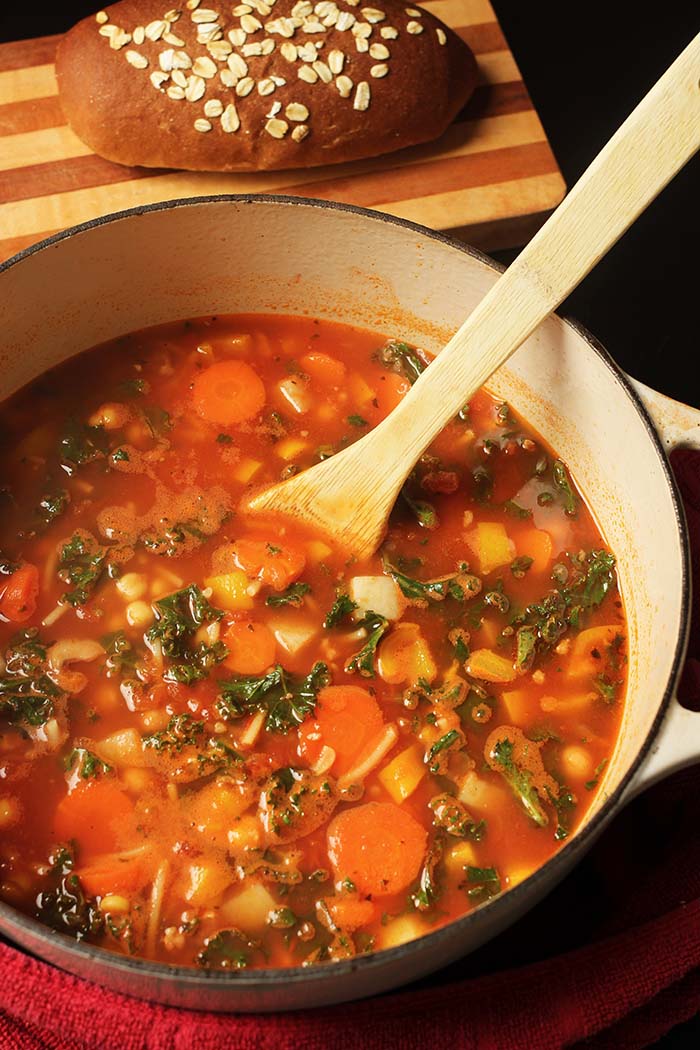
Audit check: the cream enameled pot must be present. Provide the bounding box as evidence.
[1,195,699,1012]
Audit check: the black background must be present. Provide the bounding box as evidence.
[1,2,699,1046]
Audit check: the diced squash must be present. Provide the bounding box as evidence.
[516,528,553,574]
[95,728,146,768]
[566,624,622,681]
[184,857,232,906]
[377,623,437,685]
[188,781,255,849]
[501,688,532,725]
[540,693,593,714]
[277,376,310,414]
[444,839,479,874]
[204,571,255,611]
[378,745,426,803]
[347,372,376,405]
[477,616,500,648]
[276,436,309,461]
[231,457,262,484]
[349,575,405,621]
[505,866,532,888]
[378,914,428,950]
[466,522,515,574]
[227,814,263,852]
[306,539,333,564]
[221,881,277,931]
[466,648,516,683]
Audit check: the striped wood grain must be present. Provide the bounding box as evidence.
[0,0,565,263]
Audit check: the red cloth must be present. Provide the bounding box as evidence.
[1,448,699,1050]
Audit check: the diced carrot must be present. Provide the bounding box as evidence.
[0,563,39,623]
[298,685,384,776]
[224,620,276,675]
[373,372,410,417]
[516,528,553,574]
[192,360,265,425]
[326,893,377,931]
[327,801,427,897]
[299,352,347,388]
[53,780,136,858]
[232,537,306,591]
[77,855,145,898]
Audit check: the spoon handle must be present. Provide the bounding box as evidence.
[363,30,700,481]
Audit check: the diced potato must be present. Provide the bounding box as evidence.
[121,767,157,794]
[306,539,333,564]
[277,376,310,414]
[349,575,406,621]
[347,372,376,405]
[96,728,146,768]
[377,623,437,685]
[444,839,479,874]
[378,914,428,950]
[204,571,255,611]
[378,745,426,803]
[231,457,262,484]
[188,781,255,849]
[466,648,516,683]
[466,522,515,574]
[227,814,263,852]
[221,881,277,932]
[501,688,533,725]
[184,858,232,907]
[566,625,622,681]
[276,436,309,461]
[269,618,318,655]
[458,771,506,812]
[540,693,593,714]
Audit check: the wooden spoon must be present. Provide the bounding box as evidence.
[249,33,700,559]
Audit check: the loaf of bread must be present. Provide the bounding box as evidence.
[55,0,477,172]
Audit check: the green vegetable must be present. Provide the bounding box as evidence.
[65,747,112,780]
[216,661,329,734]
[142,713,241,775]
[503,500,532,519]
[58,532,110,606]
[401,489,438,530]
[101,630,138,678]
[216,433,233,445]
[471,465,493,503]
[196,928,257,969]
[425,729,463,774]
[36,849,103,941]
[464,865,501,902]
[410,838,443,912]
[512,549,617,670]
[0,630,64,728]
[140,514,226,558]
[142,405,172,439]
[488,736,548,827]
[374,339,429,385]
[548,783,577,841]
[552,460,578,516]
[148,584,223,659]
[112,448,130,462]
[347,414,368,427]
[510,555,534,579]
[344,611,389,677]
[585,757,609,791]
[383,558,480,604]
[164,641,228,684]
[268,907,298,929]
[117,377,147,398]
[265,582,311,608]
[31,489,70,533]
[59,418,109,471]
[323,592,358,628]
[429,794,485,840]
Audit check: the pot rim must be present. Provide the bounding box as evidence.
[0,193,691,996]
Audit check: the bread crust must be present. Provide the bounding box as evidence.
[55,0,477,172]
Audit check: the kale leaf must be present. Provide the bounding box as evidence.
[216,661,329,734]
[265,582,311,608]
[58,531,111,607]
[374,339,429,385]
[344,611,389,677]
[323,592,358,628]
[0,629,64,728]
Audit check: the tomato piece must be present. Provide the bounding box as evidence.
[0,563,39,623]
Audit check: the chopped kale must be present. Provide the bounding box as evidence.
[383,558,481,605]
[147,584,223,659]
[216,433,233,445]
[58,532,110,606]
[464,865,501,902]
[0,629,64,728]
[503,500,532,519]
[142,713,241,775]
[425,729,463,775]
[142,405,172,439]
[58,418,110,471]
[552,460,578,516]
[410,838,443,911]
[429,794,485,840]
[65,746,112,780]
[548,783,577,841]
[164,640,228,684]
[140,518,209,558]
[265,582,311,608]
[36,860,103,941]
[101,630,138,678]
[487,735,548,827]
[401,489,438,530]
[374,339,429,385]
[196,929,257,970]
[344,611,389,677]
[347,414,368,427]
[31,489,70,533]
[510,555,534,579]
[585,757,609,791]
[216,661,329,734]
[117,377,148,398]
[323,592,358,628]
[111,448,130,462]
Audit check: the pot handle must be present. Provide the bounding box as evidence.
[625,376,700,799]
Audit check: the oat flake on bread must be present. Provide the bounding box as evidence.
[55,0,477,171]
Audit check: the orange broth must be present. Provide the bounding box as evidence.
[0,313,626,968]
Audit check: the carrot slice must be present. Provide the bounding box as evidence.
[232,537,306,591]
[77,855,145,898]
[224,620,276,675]
[0,563,39,623]
[192,360,265,425]
[298,685,384,775]
[300,352,347,388]
[516,528,553,574]
[327,801,427,897]
[373,372,410,417]
[326,893,377,931]
[53,780,136,858]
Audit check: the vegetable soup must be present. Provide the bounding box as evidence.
[0,314,626,969]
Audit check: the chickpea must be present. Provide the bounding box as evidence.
[88,402,130,430]
[117,572,148,602]
[561,745,594,781]
[126,600,153,628]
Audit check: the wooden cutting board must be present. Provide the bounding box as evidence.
[0,0,565,264]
